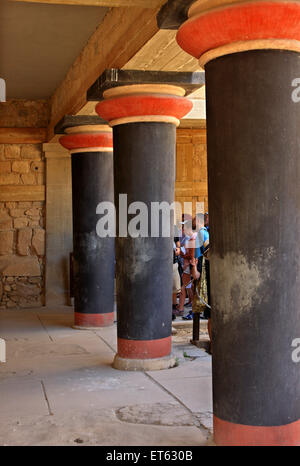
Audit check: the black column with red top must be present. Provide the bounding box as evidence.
[59,124,115,328]
[176,0,300,446]
[96,84,192,370]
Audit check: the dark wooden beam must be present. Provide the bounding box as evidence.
[0,128,47,143]
[13,0,165,7]
[54,115,107,134]
[157,0,197,30]
[0,186,45,202]
[87,69,205,100]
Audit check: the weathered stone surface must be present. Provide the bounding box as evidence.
[0,209,10,223]
[31,161,44,173]
[37,173,45,185]
[25,208,40,217]
[0,231,13,255]
[0,185,45,202]
[32,229,45,256]
[17,229,32,256]
[19,297,42,308]
[20,144,42,160]
[0,100,49,128]
[0,256,41,276]
[0,161,11,174]
[14,218,28,229]
[16,282,40,297]
[194,412,213,433]
[28,219,40,227]
[0,218,12,230]
[18,202,32,209]
[6,300,16,308]
[10,209,25,218]
[0,142,45,309]
[12,161,29,174]
[21,173,36,185]
[4,145,21,160]
[0,173,20,185]
[116,403,197,427]
[28,277,40,284]
[5,202,16,209]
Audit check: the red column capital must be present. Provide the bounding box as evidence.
[95,84,193,127]
[59,124,113,154]
[177,0,300,67]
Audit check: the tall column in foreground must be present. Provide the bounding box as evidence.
[59,124,115,328]
[177,0,300,446]
[96,84,192,370]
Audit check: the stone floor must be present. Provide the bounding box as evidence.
[0,306,213,446]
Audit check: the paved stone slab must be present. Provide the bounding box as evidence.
[147,357,212,381]
[0,308,214,446]
[95,326,118,352]
[0,312,50,342]
[51,332,115,354]
[43,367,174,413]
[36,314,77,338]
[0,353,115,381]
[149,376,213,414]
[116,402,197,426]
[0,410,209,446]
[0,377,48,418]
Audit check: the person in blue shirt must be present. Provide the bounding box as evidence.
[183,213,208,321]
[195,212,211,348]
[195,213,209,271]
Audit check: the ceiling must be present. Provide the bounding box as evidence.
[0,0,108,99]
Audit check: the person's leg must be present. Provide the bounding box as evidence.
[204,259,212,346]
[205,259,211,307]
[207,318,212,342]
[187,285,193,304]
[172,293,177,320]
[178,260,183,282]
[197,255,203,278]
[178,273,189,312]
[172,263,181,313]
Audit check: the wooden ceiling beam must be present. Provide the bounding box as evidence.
[0,127,47,144]
[12,0,165,8]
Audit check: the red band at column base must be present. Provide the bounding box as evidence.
[117,336,171,359]
[214,415,300,446]
[74,312,114,328]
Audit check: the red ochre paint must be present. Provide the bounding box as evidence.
[214,415,300,446]
[74,312,114,327]
[117,336,172,359]
[59,132,113,150]
[177,2,300,58]
[96,94,193,122]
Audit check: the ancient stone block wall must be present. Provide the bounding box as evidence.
[0,143,45,309]
[0,100,48,309]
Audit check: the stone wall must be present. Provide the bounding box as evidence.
[44,143,72,306]
[0,143,45,309]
